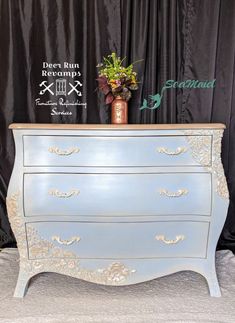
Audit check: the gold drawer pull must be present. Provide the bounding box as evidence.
[49,189,80,198]
[155,235,185,245]
[157,147,187,155]
[159,189,188,197]
[48,147,80,155]
[52,236,81,245]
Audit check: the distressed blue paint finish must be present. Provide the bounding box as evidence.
[24,173,211,217]
[6,124,229,298]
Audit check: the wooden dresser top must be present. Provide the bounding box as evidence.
[9,123,226,130]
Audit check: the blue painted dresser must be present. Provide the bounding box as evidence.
[6,123,229,297]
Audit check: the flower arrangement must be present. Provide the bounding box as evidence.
[96,52,140,104]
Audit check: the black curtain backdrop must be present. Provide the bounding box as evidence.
[0,0,235,252]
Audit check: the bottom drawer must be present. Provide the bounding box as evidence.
[26,221,209,260]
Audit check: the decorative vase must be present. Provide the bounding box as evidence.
[111,96,128,124]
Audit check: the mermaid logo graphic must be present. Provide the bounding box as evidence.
[140,79,216,110]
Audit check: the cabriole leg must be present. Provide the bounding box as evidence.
[204,266,221,297]
[14,268,31,298]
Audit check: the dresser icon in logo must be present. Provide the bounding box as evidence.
[56,79,66,96]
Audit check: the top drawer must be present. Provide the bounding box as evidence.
[23,135,212,167]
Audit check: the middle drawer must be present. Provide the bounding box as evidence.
[24,173,211,217]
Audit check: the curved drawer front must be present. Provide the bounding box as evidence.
[23,135,211,167]
[26,221,209,260]
[24,173,211,216]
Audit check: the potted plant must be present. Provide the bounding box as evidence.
[96,53,140,124]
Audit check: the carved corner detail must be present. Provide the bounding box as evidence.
[6,193,136,285]
[183,130,229,200]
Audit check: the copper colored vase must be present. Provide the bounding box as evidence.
[111,96,128,124]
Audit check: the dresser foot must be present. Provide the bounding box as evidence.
[14,269,31,298]
[204,269,221,297]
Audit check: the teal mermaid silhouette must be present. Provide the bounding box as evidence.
[140,85,167,110]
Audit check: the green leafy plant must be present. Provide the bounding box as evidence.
[96,52,141,104]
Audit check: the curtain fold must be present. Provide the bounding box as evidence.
[121,0,179,124]
[1,0,235,252]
